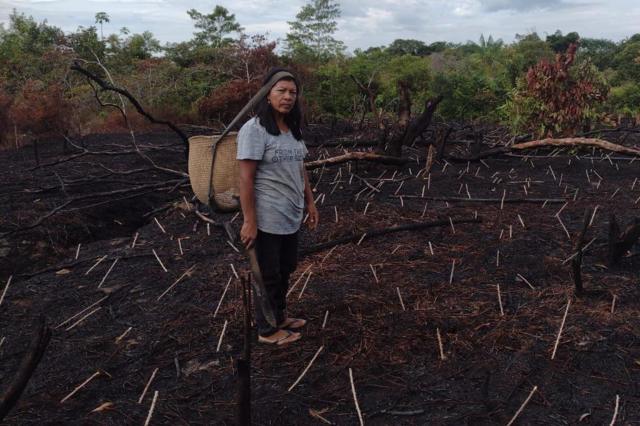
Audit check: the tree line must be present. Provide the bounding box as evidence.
[0,0,639,146]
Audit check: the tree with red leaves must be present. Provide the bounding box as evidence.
[504,42,609,137]
[198,35,278,125]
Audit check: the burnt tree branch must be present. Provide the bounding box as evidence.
[70,62,189,150]
[0,316,52,421]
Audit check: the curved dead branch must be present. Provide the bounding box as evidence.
[305,151,409,170]
[70,62,189,150]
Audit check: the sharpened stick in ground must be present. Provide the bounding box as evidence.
[138,368,159,404]
[65,307,102,331]
[288,346,324,392]
[157,265,196,301]
[297,272,313,299]
[216,320,228,352]
[322,311,329,329]
[230,263,239,279]
[74,243,81,260]
[437,328,446,360]
[396,287,406,311]
[143,391,159,426]
[154,217,166,234]
[551,299,571,360]
[507,385,538,426]
[97,258,118,288]
[213,277,232,318]
[0,275,12,306]
[497,284,505,316]
[349,368,365,426]
[516,273,535,290]
[611,295,617,314]
[288,266,312,296]
[56,296,108,329]
[321,246,337,264]
[152,249,168,273]
[115,327,132,344]
[369,264,379,283]
[609,394,620,426]
[556,214,571,240]
[449,260,455,284]
[85,255,107,275]
[60,371,101,403]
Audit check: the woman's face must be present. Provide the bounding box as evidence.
[267,79,298,116]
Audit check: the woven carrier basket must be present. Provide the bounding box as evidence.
[188,133,240,212]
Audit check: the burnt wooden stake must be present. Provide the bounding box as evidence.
[572,208,591,296]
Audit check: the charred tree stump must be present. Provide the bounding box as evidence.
[608,214,640,266]
[0,316,51,421]
[436,126,454,161]
[235,275,252,426]
[387,96,443,158]
[572,209,591,296]
[397,80,411,129]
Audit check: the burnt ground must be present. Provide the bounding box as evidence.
[0,128,639,425]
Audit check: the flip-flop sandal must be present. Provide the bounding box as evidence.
[279,318,307,329]
[258,330,301,346]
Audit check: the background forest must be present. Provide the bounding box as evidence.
[1,0,639,147]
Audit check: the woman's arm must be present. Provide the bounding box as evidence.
[303,167,319,230]
[239,159,259,248]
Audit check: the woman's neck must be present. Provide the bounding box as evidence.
[274,113,289,132]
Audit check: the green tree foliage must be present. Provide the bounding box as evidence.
[505,32,554,84]
[285,0,345,62]
[68,26,105,61]
[0,10,63,84]
[3,5,640,141]
[608,82,640,117]
[612,35,640,83]
[387,39,431,56]
[545,30,580,53]
[578,38,618,70]
[94,12,110,40]
[187,6,243,48]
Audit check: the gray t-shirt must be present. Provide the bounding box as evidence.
[236,117,308,235]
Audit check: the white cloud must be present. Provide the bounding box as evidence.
[1,0,637,52]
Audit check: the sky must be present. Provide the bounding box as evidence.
[1,0,638,52]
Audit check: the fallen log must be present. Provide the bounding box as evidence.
[301,217,482,256]
[511,138,640,157]
[447,137,640,162]
[305,151,408,170]
[0,317,51,421]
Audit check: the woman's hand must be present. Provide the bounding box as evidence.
[240,221,258,249]
[306,202,319,230]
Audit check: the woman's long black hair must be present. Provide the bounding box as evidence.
[255,67,303,141]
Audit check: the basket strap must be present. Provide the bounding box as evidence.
[206,71,295,208]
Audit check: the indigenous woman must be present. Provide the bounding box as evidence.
[237,68,319,345]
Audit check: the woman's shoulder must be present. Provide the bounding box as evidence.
[239,117,265,133]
